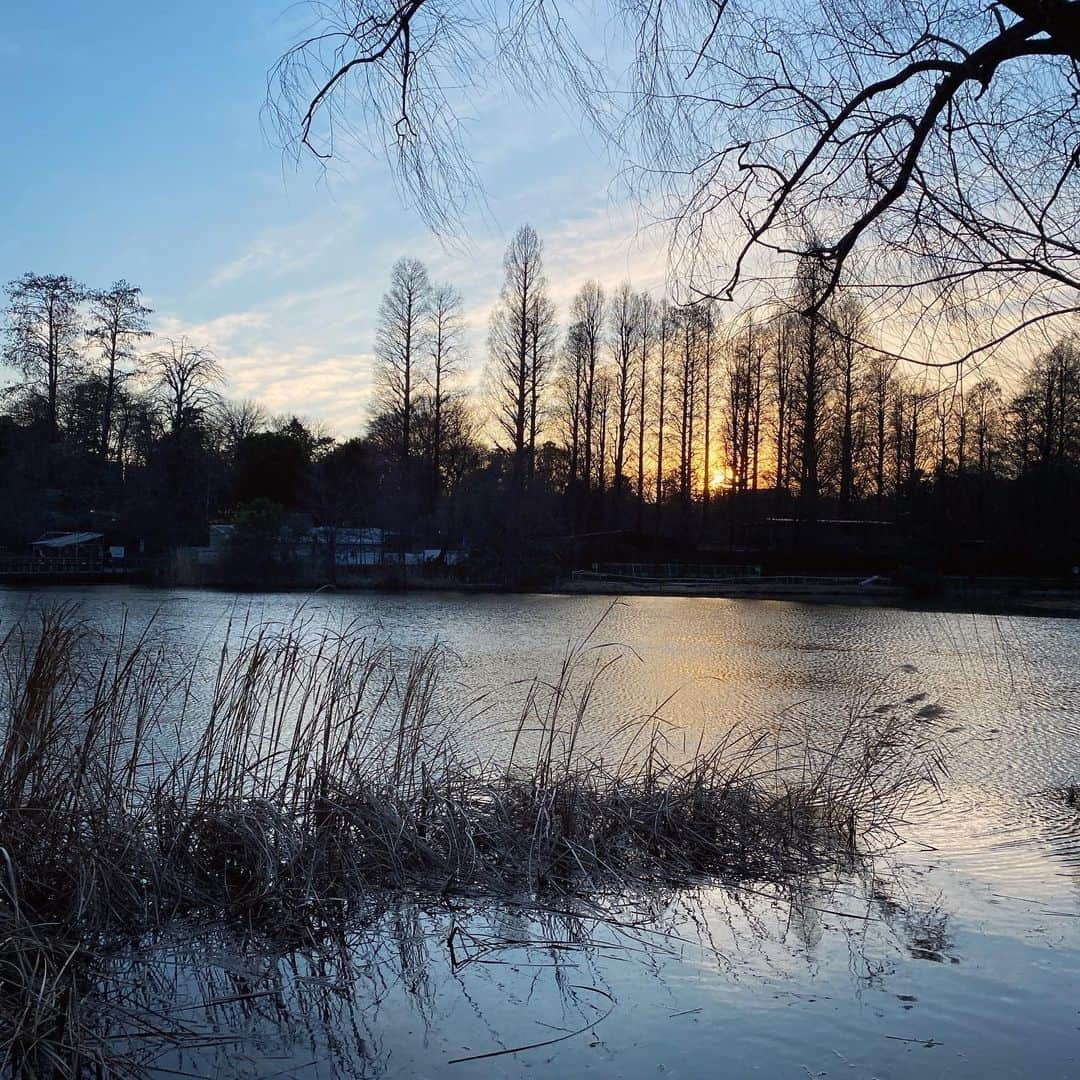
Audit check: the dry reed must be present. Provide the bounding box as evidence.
[0,604,946,1075]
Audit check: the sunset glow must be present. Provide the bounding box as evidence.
[709,466,732,491]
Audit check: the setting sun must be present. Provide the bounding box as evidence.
[709,466,732,491]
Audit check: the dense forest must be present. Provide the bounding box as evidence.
[2,226,1079,585]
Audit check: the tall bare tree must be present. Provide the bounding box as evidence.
[87,281,152,458]
[700,302,717,521]
[374,257,432,462]
[831,296,866,509]
[594,371,612,496]
[654,301,671,530]
[725,314,766,499]
[790,258,833,519]
[635,292,656,531]
[526,292,558,489]
[746,319,764,494]
[865,351,896,506]
[672,304,701,527]
[488,225,552,490]
[608,283,640,505]
[567,281,605,496]
[559,321,588,489]
[769,312,795,494]
[1015,338,1080,467]
[965,378,1005,476]
[4,273,85,441]
[426,282,465,497]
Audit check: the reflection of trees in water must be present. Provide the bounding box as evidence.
[859,872,956,978]
[73,870,953,1077]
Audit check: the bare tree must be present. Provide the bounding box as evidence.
[654,301,671,528]
[933,375,959,479]
[594,371,612,496]
[769,312,796,494]
[149,338,223,435]
[273,1,1080,364]
[87,280,152,458]
[526,291,559,489]
[725,313,765,499]
[374,257,432,462]
[831,296,866,509]
[672,304,701,526]
[790,258,833,519]
[558,321,588,489]
[1014,337,1080,467]
[635,292,656,531]
[965,378,1005,476]
[746,319,764,494]
[700,302,717,521]
[608,283,640,504]
[567,281,605,495]
[488,226,554,490]
[4,273,85,441]
[426,282,465,497]
[414,392,482,497]
[890,380,929,500]
[865,351,897,506]
[218,398,267,456]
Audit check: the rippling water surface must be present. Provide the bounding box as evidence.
[2,586,1079,1077]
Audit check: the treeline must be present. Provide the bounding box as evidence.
[0,272,337,554]
[367,226,1080,573]
[2,232,1079,582]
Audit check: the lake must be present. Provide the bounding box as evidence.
[3,585,1079,1077]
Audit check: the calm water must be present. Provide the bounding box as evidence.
[3,586,1080,1077]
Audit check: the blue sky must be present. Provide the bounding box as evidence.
[0,1,667,435]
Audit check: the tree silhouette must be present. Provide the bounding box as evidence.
[4,273,85,442]
[87,281,151,458]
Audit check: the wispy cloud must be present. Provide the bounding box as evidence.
[122,64,671,440]
[207,221,342,287]
[154,193,670,437]
[154,310,270,342]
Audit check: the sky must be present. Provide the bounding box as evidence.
[0,1,668,436]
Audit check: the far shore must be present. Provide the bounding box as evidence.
[555,577,1080,617]
[3,570,1079,619]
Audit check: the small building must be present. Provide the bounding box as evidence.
[309,527,393,566]
[208,524,236,550]
[31,532,105,566]
[423,548,469,567]
[174,524,468,579]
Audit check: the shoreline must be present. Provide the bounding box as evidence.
[554,576,1080,617]
[3,572,1079,619]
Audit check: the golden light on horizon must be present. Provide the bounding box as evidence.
[709,466,732,491]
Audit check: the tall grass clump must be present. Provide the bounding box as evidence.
[0,605,947,1075]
